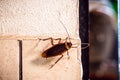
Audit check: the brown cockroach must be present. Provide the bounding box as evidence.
[41,37,72,69]
[40,19,89,69]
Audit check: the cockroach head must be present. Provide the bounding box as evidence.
[67,42,72,48]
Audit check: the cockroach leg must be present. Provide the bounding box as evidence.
[42,37,63,45]
[50,38,54,45]
[42,37,52,41]
[49,55,63,69]
[65,37,69,49]
[67,51,70,59]
[65,37,68,41]
[54,38,61,44]
[42,37,54,45]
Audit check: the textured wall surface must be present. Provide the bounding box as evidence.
[0,0,79,37]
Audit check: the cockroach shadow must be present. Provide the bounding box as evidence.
[31,56,55,66]
[31,39,56,66]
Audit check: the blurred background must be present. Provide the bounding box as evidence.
[89,0,118,80]
[118,0,120,78]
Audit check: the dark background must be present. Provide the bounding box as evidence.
[79,0,118,80]
[79,0,89,80]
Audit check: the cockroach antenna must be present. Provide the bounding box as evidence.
[59,19,71,42]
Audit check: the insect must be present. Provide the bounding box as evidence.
[39,19,89,69]
[41,37,72,69]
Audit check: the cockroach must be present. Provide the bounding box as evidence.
[40,19,89,69]
[41,37,72,69]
